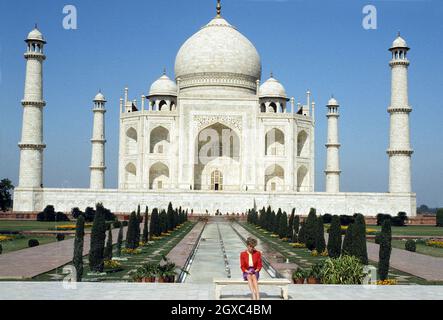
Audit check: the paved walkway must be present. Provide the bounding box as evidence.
[0,282,442,300]
[0,227,127,279]
[367,242,443,281]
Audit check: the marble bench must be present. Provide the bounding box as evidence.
[214,279,291,300]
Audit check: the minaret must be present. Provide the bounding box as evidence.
[325,97,341,193]
[90,92,107,189]
[18,26,47,189]
[388,33,413,193]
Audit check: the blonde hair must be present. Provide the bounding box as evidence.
[246,237,258,248]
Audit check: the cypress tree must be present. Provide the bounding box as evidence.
[315,215,326,253]
[378,219,392,281]
[298,221,306,244]
[287,210,295,239]
[275,209,282,234]
[342,223,354,255]
[104,224,113,261]
[126,211,137,249]
[327,215,342,259]
[167,203,174,231]
[159,210,168,234]
[116,225,123,256]
[89,204,107,272]
[304,208,318,250]
[142,207,149,243]
[292,215,300,243]
[265,206,272,231]
[352,214,368,264]
[73,215,85,282]
[149,208,161,238]
[279,211,288,239]
[135,205,141,246]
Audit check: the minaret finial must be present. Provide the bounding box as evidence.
[163,67,166,75]
[216,0,222,17]
[397,31,401,37]
[35,23,38,29]
[270,71,273,78]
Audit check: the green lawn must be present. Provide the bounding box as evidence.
[367,225,443,237]
[240,222,443,285]
[0,220,77,232]
[32,221,196,282]
[389,239,443,258]
[1,235,68,254]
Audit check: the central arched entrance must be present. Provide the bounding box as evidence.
[194,122,240,191]
[211,170,223,191]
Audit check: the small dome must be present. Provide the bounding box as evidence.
[391,34,408,49]
[27,28,45,43]
[94,92,106,102]
[327,97,339,106]
[259,76,287,99]
[149,74,177,97]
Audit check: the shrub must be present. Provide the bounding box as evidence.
[73,215,85,281]
[298,222,306,244]
[304,208,318,250]
[327,215,342,259]
[436,208,443,227]
[378,219,392,281]
[28,239,39,247]
[116,225,124,257]
[71,207,83,219]
[56,234,65,242]
[36,205,56,221]
[142,207,149,243]
[374,232,382,244]
[104,224,113,261]
[351,214,368,265]
[315,216,326,253]
[55,212,70,222]
[0,244,2,254]
[339,215,355,226]
[320,255,367,285]
[126,212,138,250]
[405,239,416,252]
[113,220,122,228]
[122,221,129,227]
[89,204,107,273]
[292,215,300,243]
[377,214,391,226]
[323,214,332,224]
[342,223,353,255]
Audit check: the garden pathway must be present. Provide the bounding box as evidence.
[366,242,443,281]
[0,226,127,279]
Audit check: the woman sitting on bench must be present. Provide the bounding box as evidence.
[240,237,263,300]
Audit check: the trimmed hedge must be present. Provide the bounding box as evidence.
[28,239,40,247]
[405,240,416,252]
[437,209,443,227]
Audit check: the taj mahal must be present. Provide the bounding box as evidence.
[13,1,416,216]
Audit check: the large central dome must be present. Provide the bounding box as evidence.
[174,16,262,92]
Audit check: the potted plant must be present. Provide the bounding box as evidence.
[130,262,158,283]
[292,268,306,284]
[307,262,323,284]
[157,256,189,283]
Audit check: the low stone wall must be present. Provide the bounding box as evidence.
[13,188,417,217]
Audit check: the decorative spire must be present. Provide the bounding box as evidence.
[270,71,274,78]
[35,23,38,30]
[216,0,222,17]
[163,67,166,75]
[397,31,401,37]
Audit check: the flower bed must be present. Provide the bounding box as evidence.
[0,235,14,242]
[289,242,306,248]
[376,279,397,285]
[426,240,443,248]
[121,248,142,255]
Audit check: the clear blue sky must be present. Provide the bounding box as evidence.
[0,0,442,207]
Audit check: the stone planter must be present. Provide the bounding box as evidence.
[307,277,320,284]
[293,278,305,284]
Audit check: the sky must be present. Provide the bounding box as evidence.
[0,0,442,207]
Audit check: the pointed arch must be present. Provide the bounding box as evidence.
[265,164,284,192]
[265,128,285,156]
[126,127,138,155]
[297,165,309,192]
[125,162,137,187]
[150,126,170,154]
[297,130,308,157]
[149,162,170,190]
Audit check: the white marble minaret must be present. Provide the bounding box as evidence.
[388,33,413,193]
[18,27,46,189]
[89,92,107,189]
[325,97,341,193]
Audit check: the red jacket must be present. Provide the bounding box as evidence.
[240,250,263,273]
